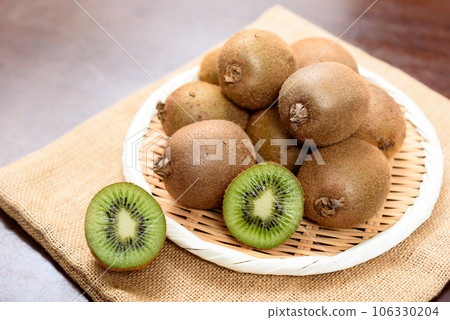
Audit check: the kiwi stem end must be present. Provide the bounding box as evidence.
[224,65,242,83]
[377,137,395,151]
[290,103,309,123]
[154,156,171,178]
[314,197,345,218]
[156,101,166,122]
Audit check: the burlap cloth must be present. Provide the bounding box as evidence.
[0,6,448,302]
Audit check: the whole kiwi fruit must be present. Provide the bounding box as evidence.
[352,83,406,158]
[278,62,370,147]
[85,182,166,271]
[217,29,297,110]
[153,120,256,209]
[297,138,391,228]
[198,48,221,85]
[156,81,249,136]
[291,37,359,73]
[246,108,301,173]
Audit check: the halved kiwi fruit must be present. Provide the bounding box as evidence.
[291,37,358,73]
[198,48,221,85]
[352,83,406,158]
[278,62,370,147]
[297,138,391,229]
[157,81,249,136]
[154,120,256,209]
[217,29,297,110]
[223,163,304,249]
[85,182,166,271]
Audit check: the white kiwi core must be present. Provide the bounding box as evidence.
[116,209,138,240]
[253,189,276,220]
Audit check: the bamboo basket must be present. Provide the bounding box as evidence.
[122,66,444,275]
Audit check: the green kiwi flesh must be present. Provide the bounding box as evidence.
[291,37,359,73]
[198,48,221,85]
[154,120,256,209]
[278,62,370,147]
[157,81,249,136]
[352,83,406,158]
[218,29,297,110]
[223,163,304,249]
[85,182,166,271]
[297,138,391,228]
[246,108,301,173]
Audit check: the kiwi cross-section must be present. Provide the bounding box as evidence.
[85,182,166,271]
[223,163,304,249]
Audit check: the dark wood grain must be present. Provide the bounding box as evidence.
[0,0,448,301]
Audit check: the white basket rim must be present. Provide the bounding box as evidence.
[122,66,444,276]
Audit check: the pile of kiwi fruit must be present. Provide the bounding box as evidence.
[84,29,407,271]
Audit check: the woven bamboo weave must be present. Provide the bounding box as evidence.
[139,115,424,259]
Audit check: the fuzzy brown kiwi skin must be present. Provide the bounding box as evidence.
[297,138,391,228]
[217,29,297,110]
[291,37,359,73]
[154,120,256,209]
[157,81,249,136]
[278,62,370,147]
[352,83,406,158]
[246,108,301,173]
[198,48,221,85]
[87,235,166,272]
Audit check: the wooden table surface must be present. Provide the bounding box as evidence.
[0,0,448,302]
